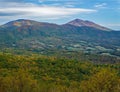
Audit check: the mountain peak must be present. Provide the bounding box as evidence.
[67,19,85,25]
[67,19,111,31]
[72,18,83,22]
[2,19,40,27]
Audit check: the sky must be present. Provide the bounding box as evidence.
[0,0,120,30]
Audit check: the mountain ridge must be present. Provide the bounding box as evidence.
[1,18,112,32]
[0,18,120,57]
[1,19,59,28]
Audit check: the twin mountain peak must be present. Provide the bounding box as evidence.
[1,18,111,31]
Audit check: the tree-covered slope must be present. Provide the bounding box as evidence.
[0,19,120,57]
[0,52,120,92]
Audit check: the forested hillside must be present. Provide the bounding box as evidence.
[0,52,120,92]
[0,19,120,57]
[0,0,120,91]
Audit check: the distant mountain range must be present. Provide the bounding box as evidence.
[0,19,120,56]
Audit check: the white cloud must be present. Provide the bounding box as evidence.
[0,6,96,17]
[94,3,107,9]
[0,2,96,22]
[0,1,97,25]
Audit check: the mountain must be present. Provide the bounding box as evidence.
[0,19,61,37]
[2,19,38,27]
[0,19,120,56]
[67,19,111,31]
[2,19,59,27]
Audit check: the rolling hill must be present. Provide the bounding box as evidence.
[0,19,120,56]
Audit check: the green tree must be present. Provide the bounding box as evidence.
[0,69,39,92]
[80,68,120,92]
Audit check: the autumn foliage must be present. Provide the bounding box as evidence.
[0,52,120,92]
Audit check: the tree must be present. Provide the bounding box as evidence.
[0,69,39,92]
[80,68,120,92]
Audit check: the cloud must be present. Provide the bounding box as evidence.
[0,1,97,24]
[0,6,96,17]
[38,0,81,8]
[0,2,96,22]
[94,3,107,9]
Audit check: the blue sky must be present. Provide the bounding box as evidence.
[0,0,120,30]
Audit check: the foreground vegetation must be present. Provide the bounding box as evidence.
[0,52,120,92]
